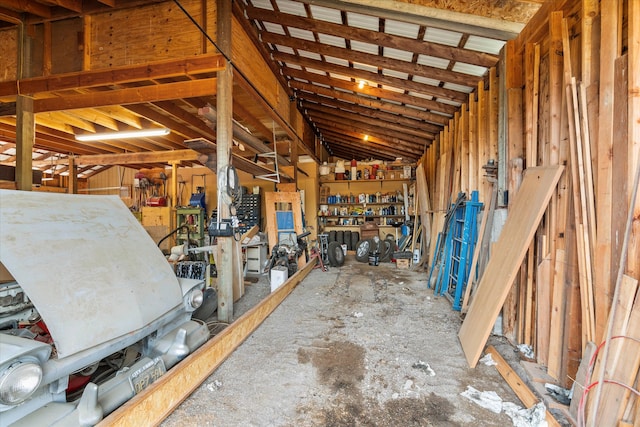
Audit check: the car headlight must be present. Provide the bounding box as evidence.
[0,361,43,405]
[187,288,204,310]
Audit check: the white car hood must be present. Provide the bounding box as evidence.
[0,190,182,358]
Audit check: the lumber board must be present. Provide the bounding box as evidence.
[611,55,629,312]
[547,248,566,379]
[485,346,561,427]
[468,93,478,193]
[589,275,640,427]
[524,242,535,346]
[627,0,640,295]
[569,341,597,420]
[565,77,596,347]
[536,256,552,365]
[99,258,317,427]
[415,164,432,263]
[594,0,620,344]
[460,105,470,195]
[458,166,564,368]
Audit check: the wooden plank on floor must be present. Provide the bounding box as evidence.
[458,166,564,368]
[485,346,561,427]
[99,258,317,427]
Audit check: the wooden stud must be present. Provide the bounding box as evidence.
[594,0,620,343]
[536,254,552,365]
[627,0,640,284]
[15,95,34,191]
[547,248,566,379]
[468,93,478,193]
[216,0,234,323]
[611,55,629,294]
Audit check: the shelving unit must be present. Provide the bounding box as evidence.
[176,207,206,249]
[319,170,415,238]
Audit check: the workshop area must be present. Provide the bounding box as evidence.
[0,1,639,426]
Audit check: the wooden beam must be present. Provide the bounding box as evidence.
[216,0,234,324]
[0,0,51,18]
[302,101,436,140]
[99,258,316,427]
[15,95,34,191]
[47,0,82,13]
[274,51,467,103]
[74,149,199,166]
[262,33,477,88]
[0,54,225,97]
[33,79,217,113]
[233,73,318,163]
[300,94,442,134]
[321,130,421,159]
[291,80,450,125]
[283,67,458,115]
[300,0,525,40]
[68,155,78,194]
[247,6,499,68]
[309,115,428,151]
[187,139,292,181]
[199,106,291,166]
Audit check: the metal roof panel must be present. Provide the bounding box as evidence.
[346,11,379,31]
[309,4,342,23]
[384,19,420,39]
[274,0,307,17]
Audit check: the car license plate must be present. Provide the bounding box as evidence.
[129,357,166,394]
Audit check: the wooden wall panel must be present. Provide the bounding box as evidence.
[51,18,83,74]
[232,16,289,128]
[0,27,18,81]
[90,0,204,68]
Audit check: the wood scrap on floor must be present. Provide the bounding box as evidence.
[485,346,561,427]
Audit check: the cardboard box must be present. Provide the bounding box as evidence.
[396,258,410,270]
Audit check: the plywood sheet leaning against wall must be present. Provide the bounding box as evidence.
[458,165,564,368]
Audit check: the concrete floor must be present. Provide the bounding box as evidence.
[161,257,549,427]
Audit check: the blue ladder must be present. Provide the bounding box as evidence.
[447,191,482,310]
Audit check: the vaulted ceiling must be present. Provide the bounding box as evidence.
[0,0,542,180]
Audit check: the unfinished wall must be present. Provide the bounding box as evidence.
[424,1,640,424]
[89,0,208,68]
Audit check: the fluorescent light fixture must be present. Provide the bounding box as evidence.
[75,128,170,142]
